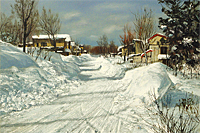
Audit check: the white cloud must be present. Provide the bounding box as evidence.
[64,12,81,20]
[103,25,122,34]
[90,35,98,38]
[93,2,133,12]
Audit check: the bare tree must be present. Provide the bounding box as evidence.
[0,13,22,45]
[8,20,22,45]
[39,7,61,50]
[132,8,156,65]
[109,40,117,53]
[11,0,39,53]
[0,12,13,41]
[119,23,135,61]
[97,34,109,55]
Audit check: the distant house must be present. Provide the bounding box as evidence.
[32,34,74,56]
[79,44,88,54]
[118,33,170,64]
[117,39,144,62]
[148,33,169,64]
[117,43,135,57]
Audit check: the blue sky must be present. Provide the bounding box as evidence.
[1,0,165,46]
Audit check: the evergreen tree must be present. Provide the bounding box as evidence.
[158,0,200,68]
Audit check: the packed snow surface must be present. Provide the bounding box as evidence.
[0,41,199,132]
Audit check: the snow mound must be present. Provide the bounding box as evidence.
[0,41,39,69]
[0,41,81,115]
[117,62,173,102]
[63,54,94,65]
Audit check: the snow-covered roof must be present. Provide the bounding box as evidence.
[57,50,64,53]
[133,39,147,44]
[117,46,125,51]
[32,34,71,42]
[158,54,170,60]
[148,33,167,42]
[71,42,76,46]
[57,46,64,49]
[133,39,143,42]
[128,53,141,58]
[118,52,122,55]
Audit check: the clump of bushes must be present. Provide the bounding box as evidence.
[139,91,199,133]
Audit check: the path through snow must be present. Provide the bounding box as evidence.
[1,41,199,133]
[1,56,146,133]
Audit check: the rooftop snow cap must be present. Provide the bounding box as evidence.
[32,34,71,42]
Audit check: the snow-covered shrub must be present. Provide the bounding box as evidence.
[140,91,200,133]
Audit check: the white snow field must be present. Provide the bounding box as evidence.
[0,41,199,133]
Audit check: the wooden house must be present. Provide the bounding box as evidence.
[148,33,170,64]
[118,33,170,64]
[32,34,73,56]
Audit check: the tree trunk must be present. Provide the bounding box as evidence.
[145,52,148,65]
[23,25,27,53]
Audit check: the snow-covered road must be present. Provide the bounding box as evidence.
[1,57,145,133]
[1,42,199,133]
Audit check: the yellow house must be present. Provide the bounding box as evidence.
[32,34,71,48]
[118,33,170,64]
[148,33,169,64]
[32,34,73,55]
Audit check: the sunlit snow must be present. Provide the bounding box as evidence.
[0,41,199,132]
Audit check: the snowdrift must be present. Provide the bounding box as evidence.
[0,41,39,69]
[0,41,94,115]
[116,62,173,103]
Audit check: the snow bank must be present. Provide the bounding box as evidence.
[116,62,173,102]
[0,41,39,69]
[0,41,82,115]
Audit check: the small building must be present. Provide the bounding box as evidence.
[132,39,143,54]
[117,43,136,57]
[148,33,170,64]
[79,44,88,54]
[32,34,71,48]
[32,34,74,56]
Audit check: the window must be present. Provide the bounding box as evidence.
[41,42,47,47]
[161,47,167,54]
[130,46,136,53]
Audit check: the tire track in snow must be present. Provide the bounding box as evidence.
[1,56,136,133]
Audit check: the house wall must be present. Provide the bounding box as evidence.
[150,45,159,62]
[122,48,127,56]
[33,39,52,47]
[33,38,66,48]
[135,41,143,54]
[149,35,169,63]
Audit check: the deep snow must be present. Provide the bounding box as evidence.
[0,41,199,132]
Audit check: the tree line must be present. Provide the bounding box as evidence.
[0,0,61,53]
[94,34,118,55]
